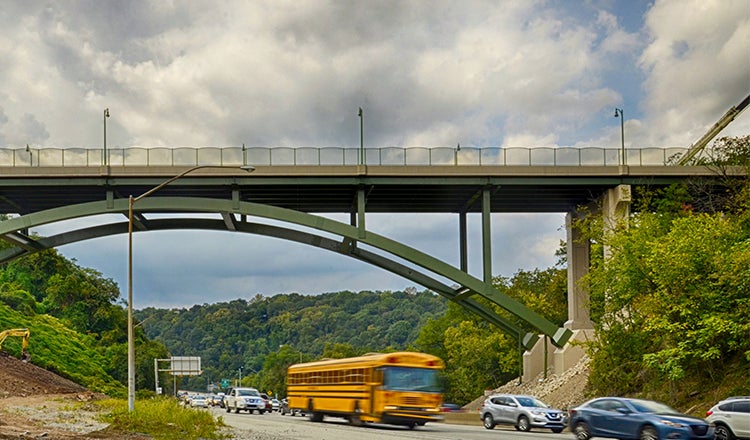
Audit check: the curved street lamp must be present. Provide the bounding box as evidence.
[127,164,255,411]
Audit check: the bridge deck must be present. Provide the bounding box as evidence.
[0,164,726,215]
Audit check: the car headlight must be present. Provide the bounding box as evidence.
[531,410,546,415]
[661,420,686,428]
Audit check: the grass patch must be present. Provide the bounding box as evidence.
[96,397,229,440]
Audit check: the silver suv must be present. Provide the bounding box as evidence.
[224,387,266,414]
[480,394,566,433]
[706,396,750,440]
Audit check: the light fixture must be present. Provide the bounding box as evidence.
[104,108,110,166]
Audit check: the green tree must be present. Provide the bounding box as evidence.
[582,207,750,401]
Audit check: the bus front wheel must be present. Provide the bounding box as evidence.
[349,401,363,427]
[308,400,323,422]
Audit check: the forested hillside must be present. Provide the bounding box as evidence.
[0,244,169,396]
[136,289,448,393]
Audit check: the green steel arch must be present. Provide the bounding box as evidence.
[0,196,572,349]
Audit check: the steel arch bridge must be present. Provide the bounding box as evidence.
[0,151,732,350]
[0,195,566,350]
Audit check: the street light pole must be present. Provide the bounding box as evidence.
[358,107,364,165]
[614,108,625,165]
[103,108,110,166]
[127,164,255,412]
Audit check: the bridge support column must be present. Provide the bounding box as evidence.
[482,188,492,283]
[564,211,592,331]
[603,184,631,256]
[522,336,554,383]
[523,211,594,382]
[524,185,631,381]
[551,210,596,376]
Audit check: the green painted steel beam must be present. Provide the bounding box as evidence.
[0,216,539,349]
[0,196,571,347]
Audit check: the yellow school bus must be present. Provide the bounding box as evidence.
[286,351,444,428]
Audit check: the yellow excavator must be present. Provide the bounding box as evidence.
[0,328,30,362]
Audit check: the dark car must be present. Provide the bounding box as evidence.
[570,397,713,440]
[259,393,273,413]
[441,403,462,412]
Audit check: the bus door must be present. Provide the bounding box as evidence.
[370,368,384,417]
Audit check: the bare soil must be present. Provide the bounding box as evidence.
[0,352,128,439]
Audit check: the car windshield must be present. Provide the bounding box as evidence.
[237,389,259,397]
[629,399,680,415]
[517,397,549,408]
[382,367,441,393]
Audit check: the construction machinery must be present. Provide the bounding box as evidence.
[678,94,750,165]
[0,328,30,361]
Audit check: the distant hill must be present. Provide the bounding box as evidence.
[136,289,447,390]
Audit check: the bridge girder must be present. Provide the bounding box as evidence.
[0,196,572,348]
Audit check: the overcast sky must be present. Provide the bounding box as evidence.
[3,1,749,308]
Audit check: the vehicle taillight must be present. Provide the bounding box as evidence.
[706,410,713,416]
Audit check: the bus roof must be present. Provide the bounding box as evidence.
[287,351,443,372]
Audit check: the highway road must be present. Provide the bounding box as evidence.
[211,407,574,440]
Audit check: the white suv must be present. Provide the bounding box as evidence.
[224,387,266,414]
[706,396,750,440]
[480,394,566,433]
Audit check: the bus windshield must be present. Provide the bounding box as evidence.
[382,367,441,393]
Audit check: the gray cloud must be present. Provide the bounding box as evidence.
[19,114,49,143]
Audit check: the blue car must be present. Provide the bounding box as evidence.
[569,397,713,440]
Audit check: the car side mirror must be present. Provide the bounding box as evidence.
[615,408,631,414]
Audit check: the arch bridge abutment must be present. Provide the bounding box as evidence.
[522,184,631,382]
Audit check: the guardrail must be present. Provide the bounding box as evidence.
[0,146,689,167]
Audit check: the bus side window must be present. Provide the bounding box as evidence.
[373,368,383,385]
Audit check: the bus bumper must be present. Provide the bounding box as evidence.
[380,409,444,426]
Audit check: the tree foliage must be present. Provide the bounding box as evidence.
[0,243,169,395]
[579,137,750,402]
[414,266,568,404]
[137,290,447,395]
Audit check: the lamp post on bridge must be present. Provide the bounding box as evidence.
[127,164,255,412]
[103,108,110,166]
[614,108,625,165]
[358,107,364,165]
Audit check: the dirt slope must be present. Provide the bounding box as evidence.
[0,353,114,439]
[0,352,89,397]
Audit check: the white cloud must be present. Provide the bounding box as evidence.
[7,0,750,307]
[639,0,750,146]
